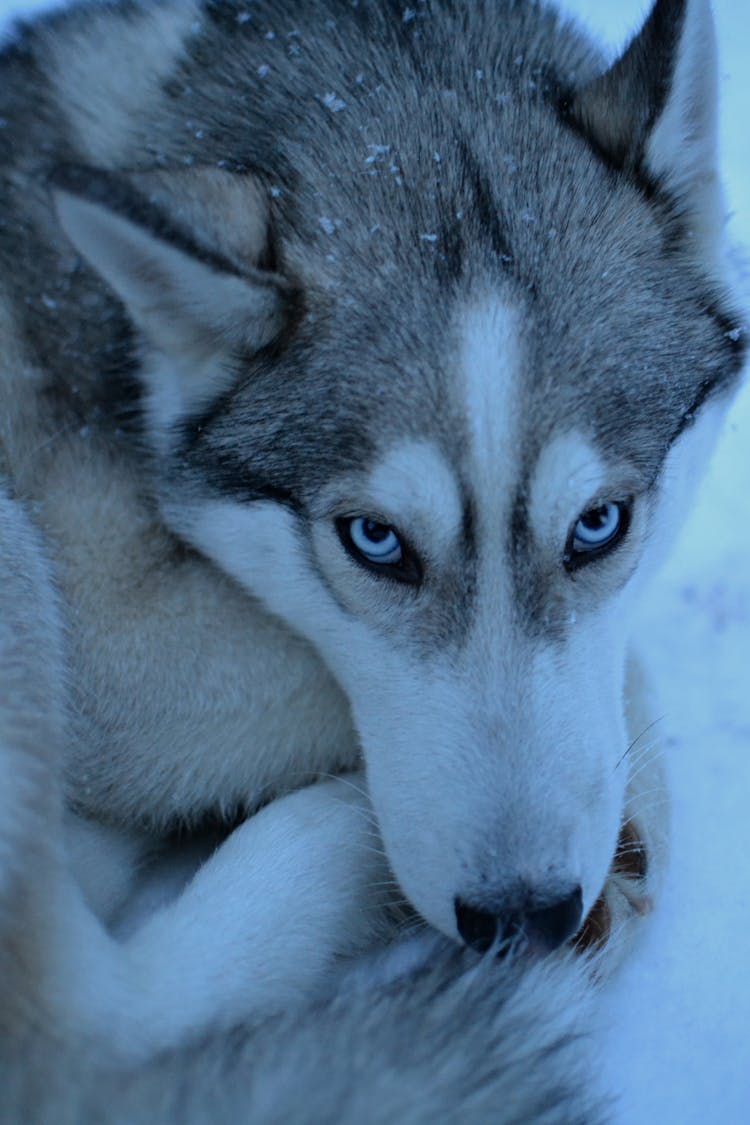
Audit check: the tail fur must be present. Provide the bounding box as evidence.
[5,944,609,1124]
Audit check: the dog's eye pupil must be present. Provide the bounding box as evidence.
[581,507,614,534]
[361,519,390,544]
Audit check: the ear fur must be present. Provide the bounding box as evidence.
[53,166,290,423]
[568,0,723,253]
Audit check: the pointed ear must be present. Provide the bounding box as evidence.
[567,0,723,252]
[52,166,291,424]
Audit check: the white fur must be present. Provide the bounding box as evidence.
[54,191,283,431]
[55,778,388,1060]
[172,305,639,938]
[461,298,520,502]
[0,0,736,1094]
[527,434,608,547]
[313,440,463,558]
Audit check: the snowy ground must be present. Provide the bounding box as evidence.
[1,0,748,1120]
[559,3,750,1122]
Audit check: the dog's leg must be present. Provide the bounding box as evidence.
[0,530,392,1065]
[0,489,391,1064]
[62,775,392,1060]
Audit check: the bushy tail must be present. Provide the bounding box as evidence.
[10,939,606,1124]
[113,940,609,1125]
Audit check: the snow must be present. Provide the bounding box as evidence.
[555,4,750,1121]
[321,91,347,112]
[1,0,748,1119]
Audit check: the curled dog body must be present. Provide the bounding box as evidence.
[0,0,744,1119]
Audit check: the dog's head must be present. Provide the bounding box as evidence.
[55,0,745,948]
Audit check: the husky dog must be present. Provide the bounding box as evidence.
[0,0,745,1118]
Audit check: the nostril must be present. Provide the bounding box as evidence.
[524,884,583,951]
[454,897,498,953]
[455,885,584,955]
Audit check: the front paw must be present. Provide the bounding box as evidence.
[117,775,395,1054]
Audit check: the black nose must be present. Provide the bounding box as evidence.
[524,885,583,950]
[454,899,499,953]
[455,885,583,954]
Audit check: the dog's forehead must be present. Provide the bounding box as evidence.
[456,293,603,495]
[456,297,521,504]
[285,100,739,476]
[191,0,744,542]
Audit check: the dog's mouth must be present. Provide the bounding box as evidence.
[387,818,653,959]
[573,818,651,953]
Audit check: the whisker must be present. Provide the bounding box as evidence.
[623,749,666,790]
[625,785,670,808]
[615,716,667,771]
[317,771,369,800]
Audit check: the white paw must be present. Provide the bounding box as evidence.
[114,776,391,1054]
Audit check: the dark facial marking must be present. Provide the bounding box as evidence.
[458,140,514,266]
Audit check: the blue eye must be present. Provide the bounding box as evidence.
[336,516,422,585]
[348,517,403,565]
[566,500,631,568]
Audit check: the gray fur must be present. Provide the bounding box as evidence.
[1,0,743,822]
[0,0,742,1119]
[0,482,610,1123]
[0,486,68,1038]
[4,945,607,1125]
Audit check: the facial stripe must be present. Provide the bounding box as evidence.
[460,297,521,503]
[456,296,524,638]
